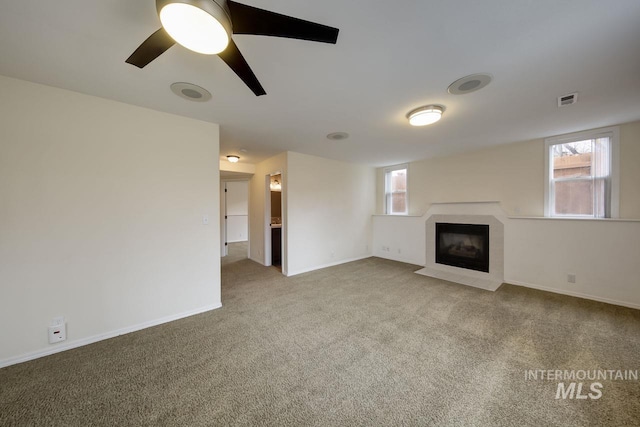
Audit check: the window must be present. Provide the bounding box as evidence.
[384,164,408,215]
[544,127,619,218]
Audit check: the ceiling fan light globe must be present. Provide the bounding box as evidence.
[159,2,230,54]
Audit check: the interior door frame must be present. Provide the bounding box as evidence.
[265,171,284,272]
[221,179,250,259]
[264,174,272,267]
[220,181,228,257]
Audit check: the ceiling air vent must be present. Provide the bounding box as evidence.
[558,92,578,107]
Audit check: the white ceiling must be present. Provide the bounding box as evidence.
[1,0,640,167]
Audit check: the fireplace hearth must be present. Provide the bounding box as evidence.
[435,223,489,273]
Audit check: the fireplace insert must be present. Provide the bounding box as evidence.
[435,223,489,273]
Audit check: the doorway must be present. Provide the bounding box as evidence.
[266,172,283,272]
[222,180,249,259]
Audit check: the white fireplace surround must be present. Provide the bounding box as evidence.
[415,202,506,291]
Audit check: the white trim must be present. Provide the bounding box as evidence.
[264,174,272,267]
[265,170,285,271]
[285,255,372,277]
[382,163,409,174]
[543,142,552,216]
[610,127,621,218]
[221,181,228,257]
[507,280,640,311]
[373,252,424,266]
[383,163,409,215]
[0,303,222,369]
[508,216,640,222]
[372,214,423,218]
[544,126,620,218]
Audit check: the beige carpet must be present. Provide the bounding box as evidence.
[222,241,249,266]
[1,255,639,426]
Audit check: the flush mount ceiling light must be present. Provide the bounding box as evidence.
[157,0,231,54]
[407,105,445,126]
[227,155,240,163]
[448,73,492,95]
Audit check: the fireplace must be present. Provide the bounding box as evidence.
[418,207,504,291]
[435,223,489,273]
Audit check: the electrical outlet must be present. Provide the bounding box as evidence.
[397,248,402,254]
[567,274,576,284]
[48,323,66,344]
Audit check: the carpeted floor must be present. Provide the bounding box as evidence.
[222,241,249,266]
[1,249,639,426]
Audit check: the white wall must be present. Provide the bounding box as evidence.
[376,139,544,216]
[377,120,640,218]
[220,161,256,175]
[287,152,375,276]
[372,215,425,266]
[373,120,640,309]
[248,151,376,276]
[619,121,640,218]
[505,218,640,309]
[374,214,640,308]
[0,76,221,366]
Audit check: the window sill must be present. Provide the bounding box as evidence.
[373,214,422,218]
[509,216,640,223]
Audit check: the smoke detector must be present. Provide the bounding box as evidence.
[558,92,578,107]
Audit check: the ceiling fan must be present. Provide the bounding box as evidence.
[126,0,340,96]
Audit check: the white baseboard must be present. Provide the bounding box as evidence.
[286,254,372,277]
[507,280,640,310]
[0,303,222,369]
[372,251,424,267]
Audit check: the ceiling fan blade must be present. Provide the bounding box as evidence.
[126,28,176,68]
[227,1,339,44]
[218,39,266,96]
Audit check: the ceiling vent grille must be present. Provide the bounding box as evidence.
[558,92,578,107]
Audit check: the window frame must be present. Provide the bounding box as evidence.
[383,163,409,215]
[544,126,620,218]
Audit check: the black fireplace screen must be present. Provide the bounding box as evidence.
[435,223,489,273]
